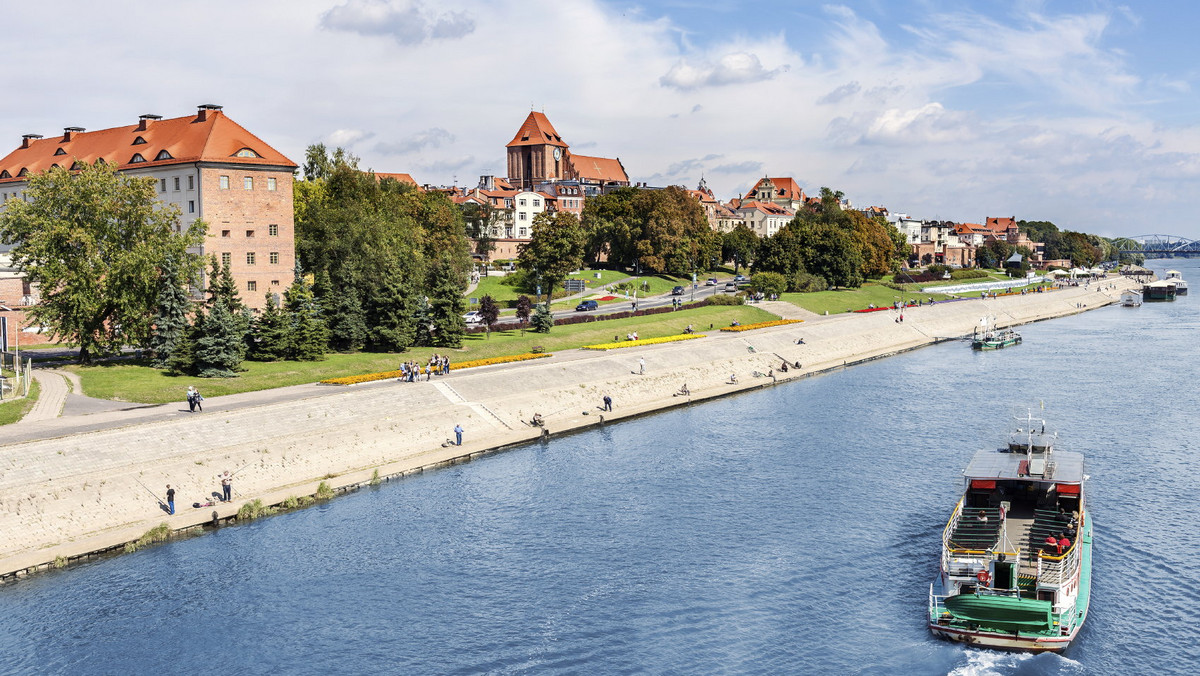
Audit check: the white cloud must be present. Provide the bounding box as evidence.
[660,52,788,90]
[325,128,374,147]
[320,0,474,45]
[375,127,455,155]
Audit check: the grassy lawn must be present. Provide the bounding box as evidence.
[472,269,629,310]
[0,379,39,426]
[69,304,778,404]
[780,284,954,315]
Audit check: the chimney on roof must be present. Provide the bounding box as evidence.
[62,127,85,142]
[20,134,43,149]
[195,104,223,122]
[137,114,162,131]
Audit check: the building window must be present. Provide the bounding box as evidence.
[518,199,526,206]
[219,175,229,190]
[221,230,230,237]
[236,148,259,158]
[129,154,146,163]
[173,177,180,191]
[267,177,277,191]
[243,177,253,190]
[533,199,541,207]
[246,230,255,238]
[271,280,280,286]
[519,212,527,221]
[246,252,256,265]
[268,224,278,236]
[160,179,167,192]
[269,252,279,265]
[188,200,195,214]
[519,228,528,237]
[187,175,194,190]
[221,252,231,266]
[247,280,257,292]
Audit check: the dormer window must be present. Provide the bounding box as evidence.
[132,136,147,145]
[0,170,9,179]
[17,168,27,177]
[54,148,66,156]
[155,150,173,161]
[234,148,259,158]
[70,162,84,170]
[130,153,146,163]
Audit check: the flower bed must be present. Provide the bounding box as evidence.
[719,319,803,332]
[852,306,892,313]
[581,334,705,350]
[319,352,552,385]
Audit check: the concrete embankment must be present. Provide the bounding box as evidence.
[0,278,1136,580]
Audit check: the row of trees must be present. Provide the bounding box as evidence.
[294,144,473,353]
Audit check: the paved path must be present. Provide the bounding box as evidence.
[22,370,68,422]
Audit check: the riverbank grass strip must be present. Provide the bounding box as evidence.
[720,319,803,332]
[319,352,553,385]
[581,334,706,350]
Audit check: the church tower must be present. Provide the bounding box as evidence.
[506,112,569,191]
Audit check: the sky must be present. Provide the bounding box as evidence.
[2,0,1199,239]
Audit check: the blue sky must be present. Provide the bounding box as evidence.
[2,0,1198,238]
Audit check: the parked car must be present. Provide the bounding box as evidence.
[671,285,685,296]
[706,277,718,286]
[576,300,599,311]
[463,311,483,324]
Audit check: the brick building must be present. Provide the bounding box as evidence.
[505,112,629,193]
[0,105,297,310]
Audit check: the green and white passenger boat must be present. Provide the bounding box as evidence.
[971,317,1022,350]
[929,414,1092,652]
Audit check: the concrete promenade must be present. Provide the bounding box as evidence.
[0,277,1137,580]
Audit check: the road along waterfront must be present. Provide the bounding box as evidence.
[0,277,1139,579]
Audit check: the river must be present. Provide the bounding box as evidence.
[1,259,1197,676]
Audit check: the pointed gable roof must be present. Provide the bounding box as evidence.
[0,108,295,183]
[506,112,568,148]
[743,177,806,201]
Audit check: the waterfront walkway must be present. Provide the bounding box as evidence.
[0,277,1138,579]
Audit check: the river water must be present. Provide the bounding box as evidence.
[1,260,1197,676]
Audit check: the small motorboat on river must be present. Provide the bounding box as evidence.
[928,413,1091,652]
[971,317,1021,350]
[1164,270,1188,296]
[1120,290,1142,307]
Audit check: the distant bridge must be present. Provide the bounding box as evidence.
[1115,234,1200,255]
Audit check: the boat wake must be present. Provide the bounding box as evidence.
[949,648,1083,675]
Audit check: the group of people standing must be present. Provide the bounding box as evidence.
[399,354,452,382]
[160,471,234,515]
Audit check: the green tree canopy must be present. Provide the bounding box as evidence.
[518,211,586,303]
[0,162,205,363]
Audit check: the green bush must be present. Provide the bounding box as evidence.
[237,499,266,520]
[789,272,828,292]
[750,272,787,297]
[951,269,989,280]
[316,481,335,500]
[707,294,744,305]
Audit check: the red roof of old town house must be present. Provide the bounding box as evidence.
[567,154,628,183]
[0,106,295,182]
[743,177,806,202]
[373,172,418,186]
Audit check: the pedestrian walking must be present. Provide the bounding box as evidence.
[186,385,197,412]
[166,484,175,515]
[221,471,232,502]
[638,357,646,375]
[602,395,612,411]
[454,424,464,446]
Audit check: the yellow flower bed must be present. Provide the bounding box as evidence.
[319,352,552,385]
[720,319,803,332]
[581,334,706,350]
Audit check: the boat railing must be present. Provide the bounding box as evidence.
[1037,540,1080,586]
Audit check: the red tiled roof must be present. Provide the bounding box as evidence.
[0,109,295,183]
[506,112,568,148]
[568,154,628,183]
[374,172,417,186]
[743,177,806,201]
[985,216,1016,231]
[738,200,793,216]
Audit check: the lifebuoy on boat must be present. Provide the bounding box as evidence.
[976,570,990,586]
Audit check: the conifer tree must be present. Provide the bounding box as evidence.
[148,254,194,368]
[206,256,244,312]
[411,295,433,347]
[426,254,466,347]
[249,292,289,361]
[365,274,415,352]
[192,300,245,377]
[531,302,554,333]
[284,271,329,361]
[324,269,367,352]
[166,322,197,375]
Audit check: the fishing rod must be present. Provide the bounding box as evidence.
[134,478,164,506]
